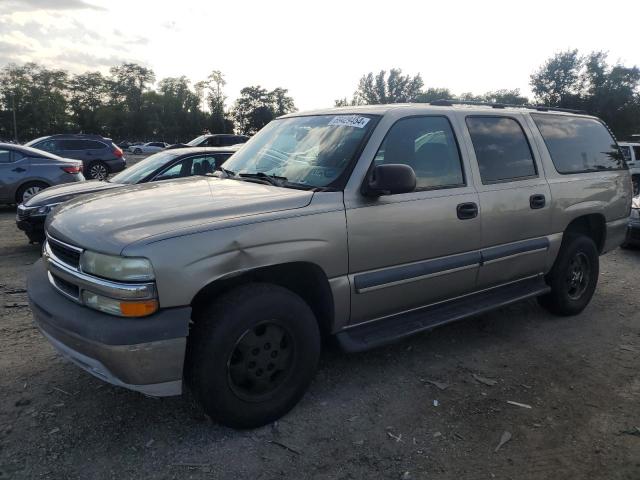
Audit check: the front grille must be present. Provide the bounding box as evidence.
[629,227,640,241]
[50,272,80,299]
[48,238,81,269]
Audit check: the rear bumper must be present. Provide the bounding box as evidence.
[105,158,126,173]
[27,259,191,396]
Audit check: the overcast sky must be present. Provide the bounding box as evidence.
[1,0,639,110]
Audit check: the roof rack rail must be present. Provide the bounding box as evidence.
[428,99,587,115]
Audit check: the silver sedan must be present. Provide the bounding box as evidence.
[0,143,84,204]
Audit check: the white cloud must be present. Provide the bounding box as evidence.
[0,0,639,110]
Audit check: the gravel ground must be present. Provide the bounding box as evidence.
[0,203,639,479]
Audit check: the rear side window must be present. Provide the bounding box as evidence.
[633,146,640,162]
[82,140,106,150]
[374,116,465,190]
[0,149,12,163]
[37,139,60,152]
[531,114,624,173]
[466,116,537,183]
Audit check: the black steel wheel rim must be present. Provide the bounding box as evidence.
[227,321,295,402]
[566,252,590,300]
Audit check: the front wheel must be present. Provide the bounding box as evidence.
[186,283,321,429]
[133,148,142,155]
[538,234,599,316]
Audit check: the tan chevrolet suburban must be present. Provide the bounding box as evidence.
[27,102,632,428]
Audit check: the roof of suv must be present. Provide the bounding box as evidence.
[28,134,112,142]
[281,103,597,119]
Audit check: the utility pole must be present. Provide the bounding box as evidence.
[11,91,18,143]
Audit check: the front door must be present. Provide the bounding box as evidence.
[345,115,481,325]
[459,113,553,288]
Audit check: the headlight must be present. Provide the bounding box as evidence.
[82,291,158,317]
[632,196,640,209]
[33,204,58,216]
[80,250,155,282]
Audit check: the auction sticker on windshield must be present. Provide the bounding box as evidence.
[328,115,370,128]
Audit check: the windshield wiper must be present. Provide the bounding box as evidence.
[238,172,288,186]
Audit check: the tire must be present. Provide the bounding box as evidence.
[632,175,639,196]
[186,283,321,429]
[133,148,142,155]
[538,234,599,316]
[87,161,109,180]
[15,181,48,204]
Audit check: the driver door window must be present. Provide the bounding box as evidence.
[374,116,465,190]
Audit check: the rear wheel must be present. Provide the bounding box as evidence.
[87,161,109,180]
[538,234,599,316]
[16,181,48,204]
[186,283,321,429]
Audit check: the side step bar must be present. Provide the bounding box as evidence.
[336,276,550,353]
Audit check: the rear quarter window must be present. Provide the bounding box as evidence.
[531,114,625,174]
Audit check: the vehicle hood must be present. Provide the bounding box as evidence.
[46,176,314,254]
[24,180,122,207]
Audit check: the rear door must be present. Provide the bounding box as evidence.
[0,149,30,202]
[459,113,552,288]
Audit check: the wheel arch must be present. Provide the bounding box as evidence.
[14,179,51,203]
[563,213,606,253]
[190,261,335,338]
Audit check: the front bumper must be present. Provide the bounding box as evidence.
[16,213,45,241]
[27,259,191,396]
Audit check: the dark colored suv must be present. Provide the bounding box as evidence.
[24,134,126,180]
[168,134,249,149]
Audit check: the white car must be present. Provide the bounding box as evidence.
[128,142,168,155]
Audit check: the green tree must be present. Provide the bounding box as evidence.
[68,71,108,134]
[232,86,296,135]
[352,68,424,105]
[530,49,583,107]
[0,63,69,140]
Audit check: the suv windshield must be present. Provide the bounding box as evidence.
[222,114,376,188]
[110,151,180,184]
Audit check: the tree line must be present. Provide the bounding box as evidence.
[336,50,640,139]
[0,49,638,143]
[0,63,297,143]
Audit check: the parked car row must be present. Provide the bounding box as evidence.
[0,144,84,204]
[24,134,125,180]
[22,103,634,429]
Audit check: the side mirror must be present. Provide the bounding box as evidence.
[364,164,417,196]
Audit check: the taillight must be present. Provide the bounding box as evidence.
[113,146,123,158]
[62,164,82,174]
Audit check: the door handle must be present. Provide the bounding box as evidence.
[11,167,26,173]
[457,202,478,220]
[530,194,546,209]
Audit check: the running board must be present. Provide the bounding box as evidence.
[336,276,550,352]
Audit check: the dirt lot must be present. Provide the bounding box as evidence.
[0,205,639,480]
